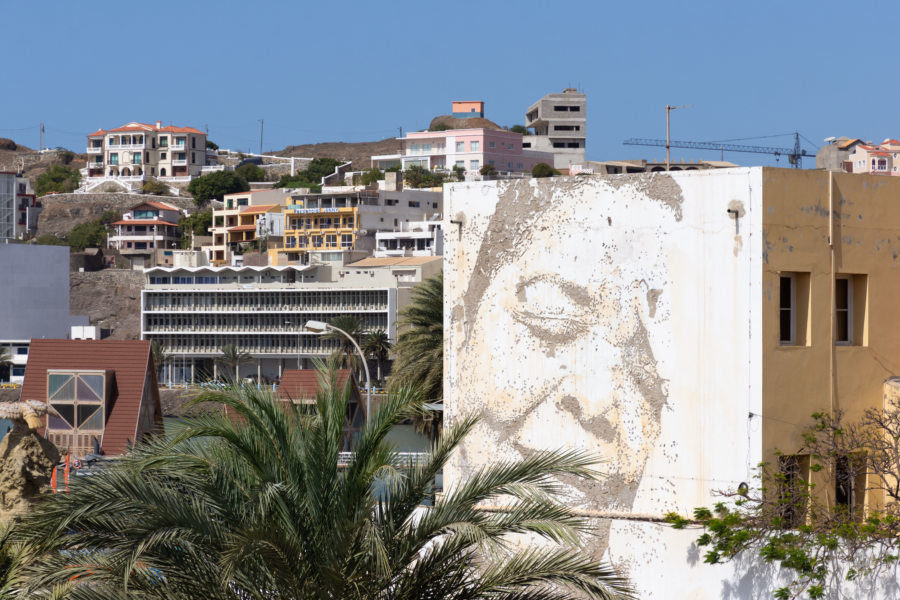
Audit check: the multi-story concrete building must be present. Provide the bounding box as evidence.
[444,168,900,597]
[0,172,13,240]
[10,175,39,239]
[0,245,89,383]
[371,129,554,175]
[84,121,215,191]
[107,200,185,268]
[275,187,442,264]
[205,189,292,266]
[374,219,442,257]
[816,136,863,171]
[523,88,586,169]
[140,252,441,383]
[569,158,737,174]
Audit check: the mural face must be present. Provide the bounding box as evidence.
[450,176,684,532]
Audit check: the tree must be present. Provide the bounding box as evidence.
[532,162,560,178]
[206,140,219,150]
[187,171,249,206]
[274,174,322,191]
[510,124,530,135]
[360,168,384,186]
[66,221,107,252]
[479,164,498,177]
[235,162,266,183]
[14,365,634,600]
[141,178,170,196]
[35,165,80,196]
[452,164,466,182]
[216,343,252,382]
[33,234,63,246]
[0,348,11,383]
[403,165,444,189]
[151,341,170,386]
[666,400,900,599]
[429,122,451,131]
[362,329,392,385]
[324,315,364,375]
[178,210,212,249]
[391,272,442,402]
[303,157,343,181]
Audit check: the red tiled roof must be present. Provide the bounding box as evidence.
[21,340,162,457]
[240,204,280,214]
[86,122,205,138]
[138,200,180,211]
[227,224,258,232]
[278,369,358,404]
[110,219,179,227]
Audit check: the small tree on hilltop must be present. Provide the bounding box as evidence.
[480,164,497,178]
[235,163,266,183]
[187,171,249,207]
[532,162,559,178]
[510,124,530,135]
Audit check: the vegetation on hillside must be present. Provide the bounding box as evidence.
[187,171,249,206]
[34,165,80,196]
[532,162,561,178]
[274,157,343,190]
[235,162,266,183]
[66,210,120,251]
[178,210,212,249]
[141,178,170,196]
[403,165,444,188]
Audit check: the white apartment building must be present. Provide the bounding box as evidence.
[524,88,587,169]
[84,121,216,191]
[374,219,442,257]
[141,252,442,383]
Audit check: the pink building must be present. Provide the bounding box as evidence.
[371,128,554,175]
[846,139,900,175]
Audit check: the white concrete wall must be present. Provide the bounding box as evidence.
[443,170,769,597]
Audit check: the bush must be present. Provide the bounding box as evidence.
[142,178,170,196]
[509,125,530,135]
[206,140,219,150]
[452,164,466,182]
[531,162,560,178]
[187,171,249,206]
[429,122,451,131]
[404,165,444,189]
[35,165,80,196]
[34,234,64,246]
[179,210,212,249]
[479,164,498,177]
[58,150,75,165]
[360,168,384,186]
[274,174,322,192]
[67,221,107,252]
[235,163,266,183]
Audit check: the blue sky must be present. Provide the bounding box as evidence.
[1,1,892,167]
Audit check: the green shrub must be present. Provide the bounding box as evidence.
[35,165,80,196]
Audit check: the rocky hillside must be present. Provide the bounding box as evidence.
[69,270,144,340]
[274,138,401,171]
[36,193,194,239]
[0,139,88,185]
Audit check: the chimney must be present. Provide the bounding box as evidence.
[155,120,162,128]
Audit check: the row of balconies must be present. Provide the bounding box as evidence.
[144,304,389,312]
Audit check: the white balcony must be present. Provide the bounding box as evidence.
[172,159,187,166]
[108,143,146,151]
[88,162,104,170]
[172,144,186,150]
[86,147,102,154]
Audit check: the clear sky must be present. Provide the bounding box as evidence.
[1,0,893,168]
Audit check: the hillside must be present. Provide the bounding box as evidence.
[0,138,88,185]
[274,138,401,171]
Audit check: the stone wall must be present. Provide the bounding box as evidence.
[36,193,195,238]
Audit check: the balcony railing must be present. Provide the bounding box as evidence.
[86,147,102,154]
[172,159,187,166]
[88,162,104,169]
[107,143,146,151]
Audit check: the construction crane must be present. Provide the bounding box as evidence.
[623,132,816,168]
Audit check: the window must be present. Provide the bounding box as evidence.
[470,160,479,170]
[341,234,352,248]
[470,141,480,152]
[455,160,465,169]
[517,163,523,169]
[779,275,795,344]
[159,136,168,147]
[778,455,810,527]
[160,152,167,160]
[109,153,119,165]
[11,367,24,377]
[191,152,195,163]
[553,142,565,148]
[15,347,27,355]
[456,141,464,152]
[567,142,580,148]
[177,153,186,161]
[570,106,581,112]
[835,276,851,344]
[408,201,420,208]
[325,234,337,248]
[553,106,569,112]
[489,141,495,149]
[522,142,531,148]
[410,143,419,154]
[507,143,514,150]
[133,153,142,165]
[385,199,398,206]
[192,137,196,149]
[554,125,580,131]
[835,454,866,520]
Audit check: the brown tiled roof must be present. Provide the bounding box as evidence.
[110,219,179,227]
[227,224,257,232]
[278,369,358,403]
[139,201,180,211]
[239,204,280,214]
[21,340,161,456]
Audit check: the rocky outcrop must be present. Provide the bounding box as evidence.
[0,404,60,522]
[70,269,145,339]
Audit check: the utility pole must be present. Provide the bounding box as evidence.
[665,104,691,171]
[39,123,44,151]
[258,119,264,156]
[398,126,403,156]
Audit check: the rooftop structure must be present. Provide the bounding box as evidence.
[524,88,586,169]
[371,129,554,176]
[374,219,442,258]
[23,339,162,459]
[569,158,738,175]
[816,136,863,171]
[451,101,484,119]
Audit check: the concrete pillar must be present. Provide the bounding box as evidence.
[257,359,261,389]
[213,362,218,381]
[190,358,195,384]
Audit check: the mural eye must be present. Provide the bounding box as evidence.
[511,275,594,340]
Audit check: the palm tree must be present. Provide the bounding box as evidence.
[361,329,392,385]
[0,348,11,383]
[391,272,443,401]
[15,365,634,600]
[216,343,252,383]
[150,341,170,385]
[324,314,364,374]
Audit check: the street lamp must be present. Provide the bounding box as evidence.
[304,320,372,424]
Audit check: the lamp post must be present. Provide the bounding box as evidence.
[304,320,371,423]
